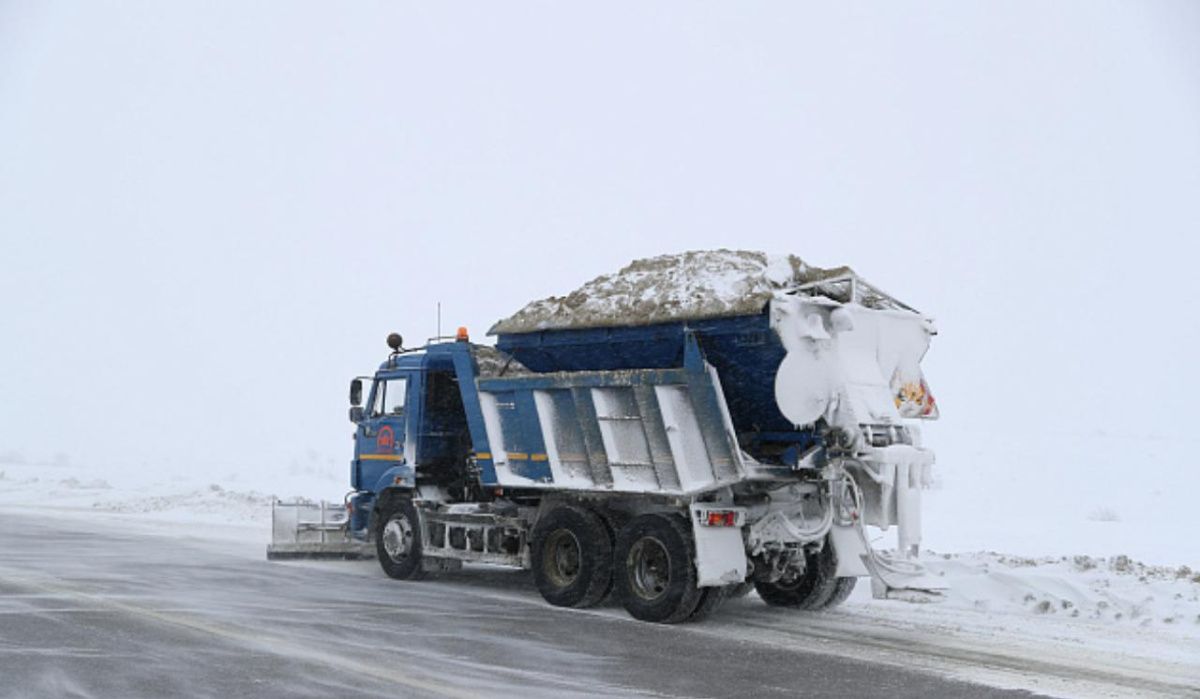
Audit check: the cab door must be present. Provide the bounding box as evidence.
[354,373,411,491]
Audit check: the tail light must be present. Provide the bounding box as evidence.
[697,508,743,527]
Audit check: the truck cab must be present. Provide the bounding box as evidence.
[349,337,497,517]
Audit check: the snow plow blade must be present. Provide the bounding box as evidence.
[266,544,373,560]
[266,499,374,561]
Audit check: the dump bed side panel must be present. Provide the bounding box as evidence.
[473,364,744,494]
[495,314,793,437]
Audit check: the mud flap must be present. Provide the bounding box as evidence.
[689,504,748,587]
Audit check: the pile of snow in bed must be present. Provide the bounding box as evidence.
[489,249,847,334]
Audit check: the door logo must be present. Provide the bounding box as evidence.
[377,425,395,451]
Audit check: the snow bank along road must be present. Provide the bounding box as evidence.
[0,509,1043,699]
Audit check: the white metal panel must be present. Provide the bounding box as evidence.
[592,387,659,492]
[592,388,652,465]
[655,385,715,492]
[533,390,594,488]
[706,364,746,477]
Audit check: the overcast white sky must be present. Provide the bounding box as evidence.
[1,2,1197,480]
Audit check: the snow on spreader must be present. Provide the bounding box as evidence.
[270,251,942,621]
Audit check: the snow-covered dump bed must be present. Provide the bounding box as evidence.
[471,345,533,378]
[489,249,891,334]
[491,249,937,439]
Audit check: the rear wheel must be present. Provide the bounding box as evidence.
[727,581,755,599]
[530,505,613,608]
[375,497,427,580]
[821,576,858,609]
[754,538,839,609]
[614,514,704,623]
[687,585,729,622]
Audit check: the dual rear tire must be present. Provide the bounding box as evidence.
[533,508,725,623]
[613,513,711,623]
[530,505,613,609]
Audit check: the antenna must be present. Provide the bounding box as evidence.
[437,302,442,340]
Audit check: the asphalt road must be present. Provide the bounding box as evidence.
[0,511,1037,699]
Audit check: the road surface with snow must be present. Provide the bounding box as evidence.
[0,508,1041,699]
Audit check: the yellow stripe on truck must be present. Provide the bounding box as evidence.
[504,452,548,461]
[360,454,404,461]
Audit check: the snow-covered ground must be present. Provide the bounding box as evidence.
[922,423,1200,570]
[0,455,342,530]
[2,444,1197,699]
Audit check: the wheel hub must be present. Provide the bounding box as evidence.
[382,517,413,563]
[543,530,581,587]
[627,537,670,601]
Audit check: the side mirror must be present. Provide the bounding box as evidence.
[350,378,363,407]
[349,406,365,423]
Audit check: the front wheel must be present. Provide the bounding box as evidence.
[614,513,704,623]
[375,497,427,580]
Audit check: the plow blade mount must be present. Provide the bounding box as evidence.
[862,548,946,602]
[267,499,374,560]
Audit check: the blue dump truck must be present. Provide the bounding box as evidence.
[269,252,940,623]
